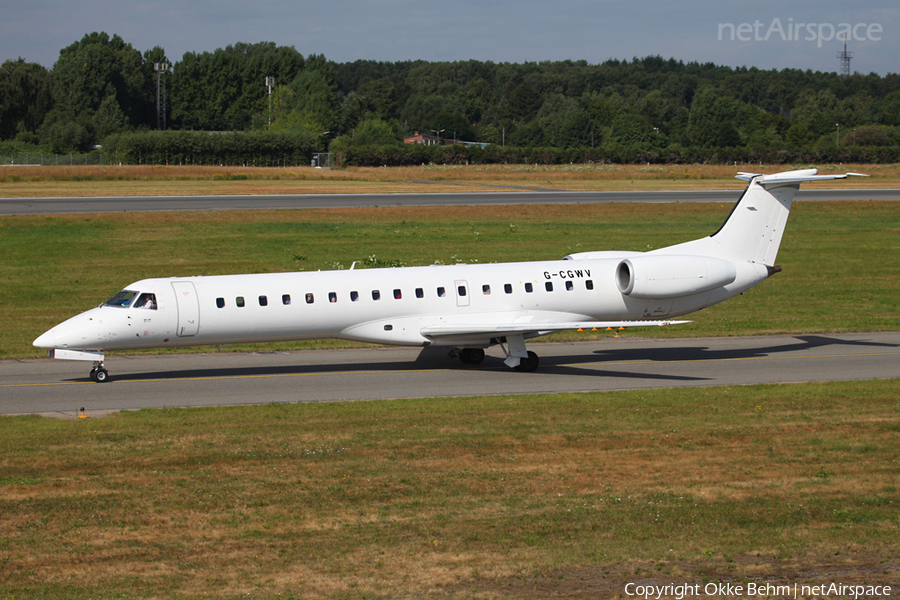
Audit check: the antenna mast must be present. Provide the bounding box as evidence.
[265,76,275,129]
[837,34,853,77]
[154,62,170,130]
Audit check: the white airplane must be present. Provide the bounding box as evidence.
[34,168,865,382]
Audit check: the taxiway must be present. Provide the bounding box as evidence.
[3,332,897,417]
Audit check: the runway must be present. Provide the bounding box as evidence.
[2,332,897,417]
[2,188,899,215]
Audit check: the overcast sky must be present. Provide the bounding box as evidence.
[3,1,897,75]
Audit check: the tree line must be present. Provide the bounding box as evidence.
[3,32,900,166]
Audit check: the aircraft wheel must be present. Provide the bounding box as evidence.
[94,368,110,383]
[514,351,539,373]
[89,368,98,382]
[459,348,485,365]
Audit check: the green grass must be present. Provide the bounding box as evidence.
[1,380,898,598]
[2,201,898,358]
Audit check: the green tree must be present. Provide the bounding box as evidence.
[400,93,473,142]
[687,86,745,147]
[94,94,129,138]
[330,118,400,152]
[790,89,839,137]
[348,118,399,145]
[51,32,150,128]
[535,94,591,148]
[609,113,652,149]
[170,42,305,131]
[784,123,812,148]
[38,109,93,152]
[266,58,339,135]
[0,59,53,140]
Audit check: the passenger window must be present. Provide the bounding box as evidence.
[136,293,157,310]
[305,293,314,304]
[586,280,594,290]
[566,280,574,291]
[393,289,402,299]
[525,283,533,293]
[216,297,225,309]
[236,296,245,308]
[457,285,467,297]
[504,283,513,294]
[259,295,268,306]
[415,288,424,299]
[545,282,553,292]
[282,294,291,305]
[437,287,446,297]
[482,284,491,295]
[351,291,359,302]
[372,290,381,301]
[329,292,337,303]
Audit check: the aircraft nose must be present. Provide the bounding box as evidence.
[33,328,57,349]
[33,309,105,350]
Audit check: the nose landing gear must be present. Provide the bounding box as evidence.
[90,362,110,383]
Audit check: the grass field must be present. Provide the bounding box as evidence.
[2,200,898,359]
[1,380,898,599]
[1,163,899,197]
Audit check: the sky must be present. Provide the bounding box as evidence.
[2,0,897,75]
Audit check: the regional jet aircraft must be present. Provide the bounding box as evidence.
[34,169,864,382]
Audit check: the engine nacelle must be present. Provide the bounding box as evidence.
[616,255,737,299]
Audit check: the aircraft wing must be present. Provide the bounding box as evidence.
[420,320,689,341]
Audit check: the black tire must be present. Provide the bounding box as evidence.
[514,351,539,373]
[459,348,485,365]
[94,368,109,383]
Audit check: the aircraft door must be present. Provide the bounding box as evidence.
[171,281,200,336]
[455,280,470,307]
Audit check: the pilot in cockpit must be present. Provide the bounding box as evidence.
[136,293,157,310]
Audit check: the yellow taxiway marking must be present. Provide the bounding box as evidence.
[2,351,898,388]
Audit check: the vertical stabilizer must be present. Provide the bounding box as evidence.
[657,169,867,266]
[710,179,798,265]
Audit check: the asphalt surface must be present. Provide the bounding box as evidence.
[2,188,899,215]
[3,332,898,418]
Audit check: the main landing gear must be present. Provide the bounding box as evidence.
[90,362,110,383]
[512,350,540,373]
[458,348,485,365]
[453,334,541,373]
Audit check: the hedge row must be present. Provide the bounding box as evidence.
[98,130,900,167]
[335,143,900,167]
[101,130,319,166]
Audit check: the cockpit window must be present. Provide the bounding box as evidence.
[135,293,157,310]
[103,290,139,308]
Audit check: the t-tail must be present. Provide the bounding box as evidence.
[655,168,868,265]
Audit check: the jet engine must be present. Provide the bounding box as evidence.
[616,255,737,299]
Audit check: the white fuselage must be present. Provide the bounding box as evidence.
[33,256,767,353]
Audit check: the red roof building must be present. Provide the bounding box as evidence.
[403,131,443,145]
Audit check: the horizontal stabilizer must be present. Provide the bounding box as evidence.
[735,170,869,185]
